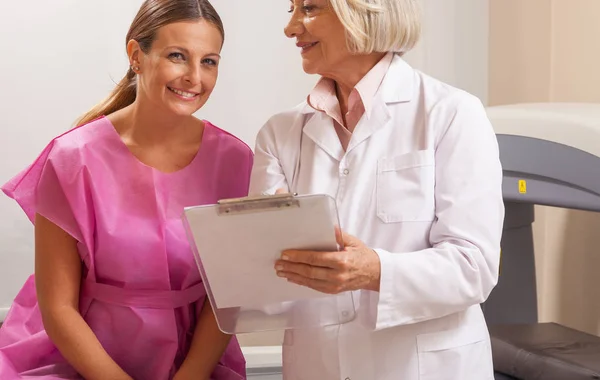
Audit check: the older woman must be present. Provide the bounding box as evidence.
[249,0,504,379]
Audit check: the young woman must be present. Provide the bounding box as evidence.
[0,1,250,379]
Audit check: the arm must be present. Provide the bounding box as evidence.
[248,117,294,196]
[35,213,132,380]
[370,94,504,329]
[174,299,232,380]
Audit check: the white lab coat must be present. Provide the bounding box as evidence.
[249,55,504,380]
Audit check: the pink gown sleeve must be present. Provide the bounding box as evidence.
[2,134,94,257]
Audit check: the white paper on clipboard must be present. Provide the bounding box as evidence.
[183,193,341,310]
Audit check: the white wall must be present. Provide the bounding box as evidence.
[406,0,490,105]
[0,0,489,328]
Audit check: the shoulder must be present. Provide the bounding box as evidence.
[50,116,113,161]
[414,71,484,113]
[204,121,254,197]
[204,120,253,160]
[383,56,485,122]
[413,74,493,149]
[255,102,314,149]
[1,118,111,222]
[262,101,313,132]
[409,71,489,136]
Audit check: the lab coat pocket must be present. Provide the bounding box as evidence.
[417,326,493,380]
[376,150,435,223]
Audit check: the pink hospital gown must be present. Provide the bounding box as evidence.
[0,116,251,379]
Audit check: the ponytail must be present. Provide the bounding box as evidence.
[75,67,137,126]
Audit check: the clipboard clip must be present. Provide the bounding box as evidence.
[217,192,300,215]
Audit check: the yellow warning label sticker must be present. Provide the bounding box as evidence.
[518,180,527,194]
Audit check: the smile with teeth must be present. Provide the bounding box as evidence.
[301,42,318,52]
[168,87,198,99]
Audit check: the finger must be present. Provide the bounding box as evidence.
[275,188,288,194]
[281,250,348,269]
[334,225,344,248]
[282,272,341,294]
[275,261,333,281]
[341,232,362,248]
[332,228,361,249]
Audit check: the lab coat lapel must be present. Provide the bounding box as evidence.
[347,98,391,153]
[302,111,345,162]
[347,55,416,153]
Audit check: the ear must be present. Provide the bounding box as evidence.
[126,39,143,72]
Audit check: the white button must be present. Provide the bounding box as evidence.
[342,169,350,175]
[345,378,351,380]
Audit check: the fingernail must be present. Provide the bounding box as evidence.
[275,264,284,271]
[276,271,286,278]
[281,254,290,261]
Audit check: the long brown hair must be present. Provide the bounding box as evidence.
[75,0,224,126]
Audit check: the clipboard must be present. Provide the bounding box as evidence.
[182,193,356,334]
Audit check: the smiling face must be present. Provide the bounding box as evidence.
[285,0,352,76]
[128,19,223,117]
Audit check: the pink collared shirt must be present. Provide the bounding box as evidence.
[307,52,394,150]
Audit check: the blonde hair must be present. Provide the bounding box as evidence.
[75,0,224,126]
[328,0,421,55]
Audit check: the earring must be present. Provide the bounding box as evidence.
[131,65,140,73]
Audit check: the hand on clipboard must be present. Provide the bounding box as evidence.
[183,189,360,332]
[272,188,382,294]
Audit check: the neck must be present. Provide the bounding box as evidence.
[124,96,200,147]
[326,52,387,115]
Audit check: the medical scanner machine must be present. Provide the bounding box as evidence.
[483,103,600,380]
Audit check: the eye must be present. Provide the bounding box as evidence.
[168,52,185,61]
[202,58,218,66]
[301,1,317,13]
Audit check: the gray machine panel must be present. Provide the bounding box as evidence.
[484,133,600,326]
[483,202,537,325]
[498,134,600,211]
